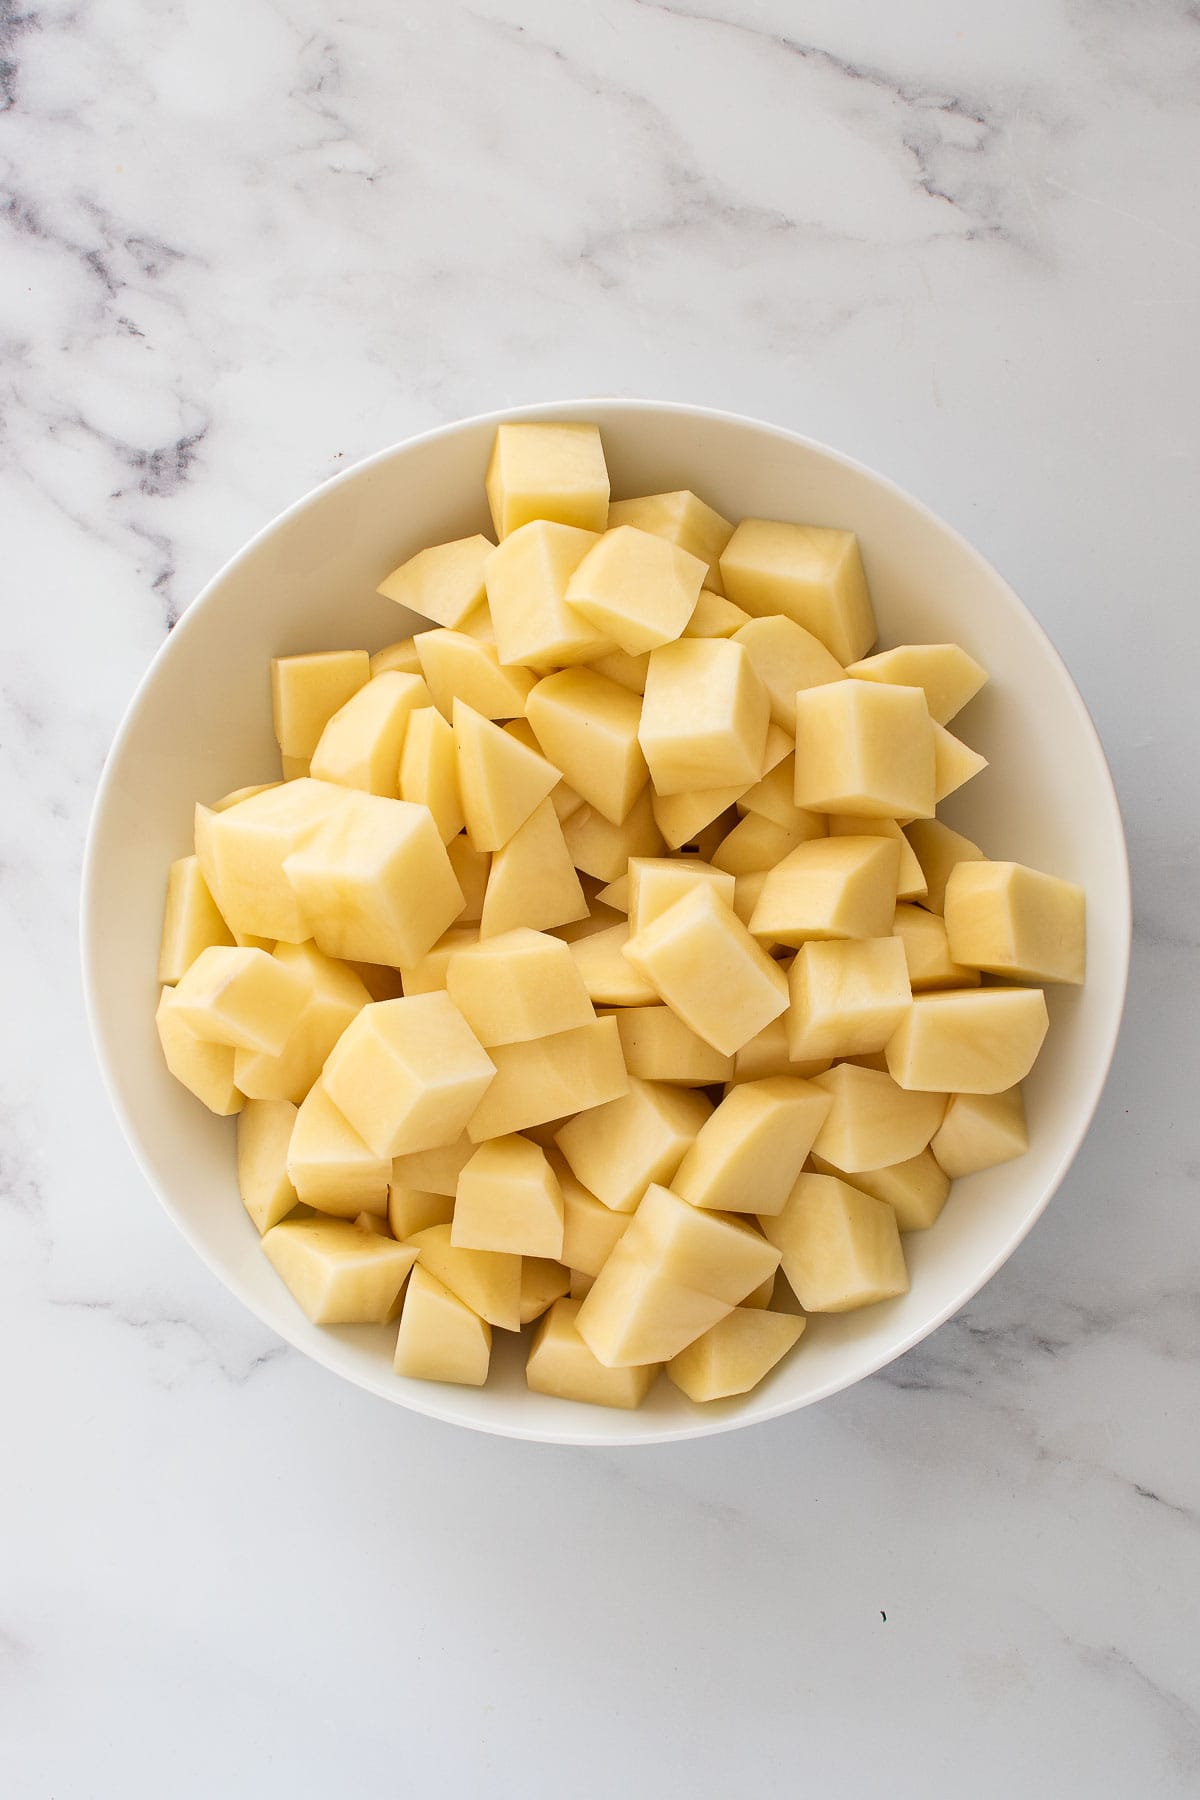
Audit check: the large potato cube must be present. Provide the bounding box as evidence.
[398,704,463,843]
[554,1152,633,1275]
[903,818,985,914]
[761,1173,908,1311]
[479,798,590,937]
[322,993,496,1157]
[237,1098,299,1232]
[263,1216,417,1323]
[944,861,1086,985]
[672,1076,832,1216]
[731,614,845,731]
[446,927,593,1045]
[811,1063,946,1172]
[892,902,980,991]
[575,1238,733,1367]
[406,1222,521,1331]
[885,988,1049,1093]
[554,1078,712,1214]
[233,940,369,1104]
[526,668,647,825]
[827,815,926,902]
[607,489,733,591]
[197,778,349,942]
[794,680,935,819]
[158,855,233,984]
[466,1017,628,1141]
[626,1183,781,1303]
[452,1135,565,1259]
[286,1080,390,1215]
[931,1086,1028,1178]
[627,857,735,936]
[639,638,770,795]
[787,936,912,1061]
[711,810,826,878]
[309,671,432,798]
[391,1132,475,1198]
[155,988,243,1115]
[611,1004,735,1086]
[719,520,875,663]
[667,1307,805,1402]
[387,1182,454,1240]
[750,835,899,946]
[486,421,610,538]
[809,1148,950,1233]
[377,533,492,629]
[933,723,988,803]
[393,1264,492,1386]
[565,525,707,654]
[623,885,789,1056]
[845,642,986,725]
[526,1297,660,1409]
[569,923,660,1006]
[483,521,607,668]
[453,698,560,852]
[562,789,665,883]
[415,627,536,721]
[168,945,307,1056]
[271,650,370,759]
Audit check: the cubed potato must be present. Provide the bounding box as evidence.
[279,756,310,781]
[453,698,560,851]
[551,897,625,943]
[456,601,496,643]
[737,757,825,832]
[624,885,789,1055]
[568,923,659,1005]
[286,1080,390,1215]
[597,872,629,912]
[210,782,281,813]
[623,1183,781,1303]
[903,818,985,914]
[811,1063,946,1172]
[607,489,733,591]
[452,1134,565,1259]
[398,704,464,843]
[480,798,590,937]
[761,1173,908,1311]
[931,1086,1028,1178]
[466,1017,628,1141]
[590,647,651,693]
[672,1076,832,1215]
[809,1149,950,1233]
[309,671,432,798]
[827,815,926,902]
[787,936,912,1061]
[322,992,496,1157]
[719,520,875,663]
[485,421,609,538]
[712,810,826,877]
[526,668,647,825]
[611,1004,736,1086]
[483,521,609,668]
[750,836,900,946]
[553,1152,633,1275]
[794,680,935,819]
[626,856,735,936]
[271,650,370,759]
[741,1271,778,1309]
[526,1297,660,1409]
[729,1016,830,1085]
[520,1258,572,1326]
[845,642,986,725]
[263,1216,417,1324]
[282,791,464,968]
[575,1238,733,1367]
[393,1264,492,1385]
[377,533,493,629]
[446,834,490,925]
[168,945,308,1055]
[398,926,479,996]
[944,861,1086,985]
[446,927,594,1045]
[237,1098,299,1232]
[391,1132,475,1198]
[554,1078,712,1214]
[155,988,244,1115]
[415,628,536,721]
[158,855,234,983]
[639,639,770,795]
[667,1307,805,1402]
[892,903,980,991]
[562,788,665,884]
[197,778,350,943]
[652,784,749,851]
[933,723,988,803]
[565,525,707,654]
[406,1222,521,1331]
[233,940,370,1104]
[684,590,751,636]
[386,1182,454,1240]
[731,614,845,731]
[370,639,424,678]
[885,988,1049,1093]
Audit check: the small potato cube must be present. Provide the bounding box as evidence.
[237,1098,299,1232]
[393,1264,492,1385]
[526,1297,660,1409]
[234,940,369,1105]
[827,815,926,902]
[811,1063,946,1172]
[310,671,432,798]
[591,647,651,693]
[685,590,751,636]
[387,1183,454,1240]
[520,1258,572,1326]
[627,857,735,936]
[415,628,536,721]
[667,1307,805,1402]
[672,1076,832,1215]
[904,818,985,914]
[565,525,707,654]
[271,650,370,759]
[562,789,665,883]
[892,903,980,991]
[639,638,770,796]
[931,1086,1029,1178]
[155,988,243,1115]
[884,988,1049,1093]
[809,1148,949,1232]
[370,639,424,678]
[453,698,560,852]
[263,1216,417,1324]
[554,1152,633,1275]
[944,861,1086,985]
[731,614,845,731]
[711,810,826,877]
[750,836,900,946]
[398,926,479,996]
[933,723,988,803]
[554,1078,712,1214]
[446,927,593,1045]
[286,1080,391,1216]
[210,782,280,813]
[787,936,912,1062]
[611,1004,735,1086]
[626,1183,781,1303]
[377,534,492,629]
[526,668,647,825]
[158,855,233,984]
[569,923,659,1006]
[719,519,875,663]
[168,945,308,1055]
[447,834,491,925]
[483,521,607,668]
[480,799,590,938]
[406,1222,521,1331]
[794,680,935,819]
[322,993,496,1158]
[452,1134,565,1259]
[845,643,986,725]
[737,756,819,831]
[624,885,789,1056]
[575,1237,733,1367]
[607,489,733,591]
[486,421,610,538]
[761,1173,908,1311]
[652,786,748,851]
[391,1132,475,1198]
[466,1017,628,1141]
[399,705,463,843]
[197,778,350,943]
[729,1016,831,1085]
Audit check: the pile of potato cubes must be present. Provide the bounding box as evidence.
[154,421,1086,1411]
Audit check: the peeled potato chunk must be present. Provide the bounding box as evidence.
[562,788,664,883]
[391,1132,475,1198]
[158,855,233,983]
[933,723,988,803]
[554,1152,633,1275]
[565,525,707,655]
[827,816,926,902]
[483,520,606,668]
[884,988,1049,1093]
[624,885,789,1056]
[712,811,825,877]
[627,856,735,936]
[944,860,1086,985]
[398,704,463,843]
[811,1062,946,1172]
[415,628,536,721]
[903,818,985,914]
[761,1173,908,1312]
[719,519,875,663]
[606,489,733,591]
[787,936,912,1062]
[398,926,478,996]
[234,943,368,1105]
[271,650,370,760]
[667,1307,805,1402]
[406,1223,521,1331]
[555,1077,712,1213]
[845,642,986,725]
[526,1297,660,1409]
[485,420,610,538]
[155,987,244,1116]
[263,1216,417,1324]
[628,1184,781,1303]
[731,614,845,731]
[286,1080,391,1216]
[809,1148,950,1233]
[447,834,490,924]
[639,638,770,796]
[237,1098,299,1232]
[737,756,821,831]
[729,1016,830,1085]
[480,798,590,937]
[749,835,900,946]
[568,923,660,1006]
[168,945,308,1056]
[520,1259,572,1326]
[196,778,350,943]
[446,927,593,1045]
[794,680,935,820]
[672,1076,832,1215]
[892,902,980,991]
[322,993,496,1158]
[685,590,751,636]
[466,1016,629,1142]
[393,1264,492,1386]
[931,1086,1028,1178]
[652,784,749,851]
[610,1004,735,1087]
[453,698,560,851]
[386,1182,454,1240]
[575,1237,733,1367]
[452,1134,565,1259]
[370,639,423,678]
[310,671,432,798]
[377,533,493,630]
[525,668,647,826]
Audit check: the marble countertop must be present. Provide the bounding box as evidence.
[3,2,1198,1794]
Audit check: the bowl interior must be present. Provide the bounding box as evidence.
[82,400,1129,1445]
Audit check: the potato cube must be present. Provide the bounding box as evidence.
[719,520,875,663]
[624,886,788,1055]
[399,704,464,843]
[731,614,845,731]
[728,1016,830,1085]
[398,926,479,996]
[485,421,609,538]
[892,903,980,991]
[794,680,935,819]
[453,698,560,851]
[210,782,281,813]
[607,489,733,590]
[526,668,647,825]
[452,1135,565,1258]
[787,936,912,1061]
[377,533,492,629]
[944,861,1086,985]
[480,798,590,937]
[811,1063,946,1172]
[611,1004,735,1087]
[903,818,985,914]
[391,1132,475,1197]
[809,1149,949,1232]
[761,1173,908,1311]
[309,671,432,798]
[597,872,629,912]
[168,945,308,1055]
[562,788,665,883]
[554,1078,712,1214]
[483,521,608,668]
[591,647,650,693]
[263,1216,417,1323]
[885,988,1049,1093]
[626,857,734,936]
[931,1086,1028,1178]
[406,1223,521,1331]
[158,855,233,984]
[685,590,751,636]
[393,1264,492,1385]
[736,756,814,833]
[567,923,658,1005]
[827,815,926,902]
[712,810,826,878]
[457,601,496,643]
[933,723,988,803]
[845,643,986,725]
[628,1183,781,1303]
[750,836,899,947]
[526,1297,660,1409]
[466,1017,628,1141]
[370,638,423,679]
[197,778,350,942]
[415,627,536,721]
[234,940,369,1104]
[322,993,496,1158]
[520,1258,572,1326]
[271,650,370,759]
[667,1307,805,1402]
[639,639,770,795]
[575,1237,733,1367]
[565,525,707,654]
[673,1076,832,1216]
[387,1183,454,1240]
[286,1081,390,1215]
[553,1152,633,1275]
[282,791,463,968]
[155,988,244,1115]
[445,927,593,1046]
[551,898,624,945]
[652,785,747,851]
[236,1098,299,1232]
[447,834,490,925]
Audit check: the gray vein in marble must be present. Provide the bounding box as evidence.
[0,1,38,113]
[49,1294,289,1388]
[1074,1641,1200,1774]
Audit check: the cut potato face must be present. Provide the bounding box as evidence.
[748,835,899,945]
[167,944,308,1056]
[651,783,749,852]
[932,723,988,803]
[233,940,369,1105]
[399,704,464,843]
[391,1132,475,1198]
[263,1216,417,1324]
[370,639,424,678]
[628,1184,781,1304]
[811,1063,946,1172]
[787,936,912,1063]
[565,525,707,655]
[466,1016,629,1142]
[446,834,490,925]
[884,988,1050,1094]
[685,590,751,637]
[406,1223,521,1332]
[672,1076,832,1215]
[606,489,733,591]
[711,810,826,878]
[827,815,926,903]
[931,1086,1028,1179]
[286,1080,391,1217]
[794,680,935,820]
[237,1098,299,1233]
[310,671,432,798]
[574,1238,733,1368]
[415,628,536,721]
[198,778,350,943]
[624,884,789,1056]
[554,1077,711,1213]
[731,614,845,731]
[554,1152,633,1275]
[719,519,875,663]
[483,521,608,669]
[271,650,370,760]
[845,643,986,725]
[562,787,664,884]
[729,1016,831,1086]
[485,421,610,539]
[453,698,560,852]
[526,668,647,826]
[626,856,735,937]
[639,638,770,795]
[156,987,244,1115]
[322,993,497,1159]
[611,1004,736,1087]
[944,860,1086,985]
[809,1149,950,1234]
[394,1264,492,1386]
[387,1182,455,1240]
[667,1308,805,1403]
[527,1297,660,1409]
[480,797,590,937]
[520,1258,572,1326]
[158,855,234,984]
[891,902,980,992]
[761,1173,908,1312]
[397,926,479,997]
[452,1134,565,1259]
[377,534,493,630]
[903,818,985,914]
[568,922,660,1006]
[446,927,594,1045]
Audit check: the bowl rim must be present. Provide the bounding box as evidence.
[80,396,1132,1446]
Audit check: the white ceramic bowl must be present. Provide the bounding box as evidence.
[82,400,1130,1446]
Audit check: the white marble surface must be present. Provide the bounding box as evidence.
[2,1,1198,1793]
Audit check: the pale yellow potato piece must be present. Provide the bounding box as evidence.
[391,1132,475,1198]
[399,704,463,843]
[933,723,988,803]
[377,533,493,629]
[322,993,496,1158]
[527,1297,660,1409]
[386,1183,454,1240]
[673,1076,832,1216]
[607,489,734,591]
[732,867,769,935]
[480,798,590,937]
[370,639,424,678]
[684,590,751,636]
[885,988,1049,1093]
[394,1264,492,1385]
[155,988,243,1116]
[639,638,770,795]
[168,945,308,1055]
[624,1183,780,1304]
[668,1307,806,1402]
[729,1016,830,1085]
[406,1223,521,1331]
[446,834,490,925]
[652,784,749,851]
[567,923,658,1005]
[762,1172,908,1311]
[264,1216,417,1324]
[210,782,281,813]
[944,861,1086,985]
[526,668,647,825]
[787,936,912,1061]
[827,815,926,902]
[611,1004,735,1086]
[590,647,651,693]
[596,872,629,912]
[845,643,986,725]
[719,520,875,663]
[624,885,789,1056]
[892,903,980,991]
[737,756,825,832]
[234,940,370,1104]
[446,927,593,1045]
[553,1151,633,1276]
[414,628,536,721]
[575,1238,733,1367]
[811,1063,946,1172]
[562,788,665,883]
[551,898,625,944]
[237,1098,299,1233]
[712,810,826,877]
[467,1016,628,1142]
[626,857,735,936]
[309,671,432,799]
[931,1086,1029,1178]
[196,778,350,943]
[794,680,935,819]
[731,614,845,731]
[452,698,560,852]
[904,818,986,914]
[742,1271,777,1309]
[504,720,587,826]
[808,1149,950,1233]
[452,1134,565,1259]
[456,601,496,643]
[486,421,610,538]
[271,650,370,759]
[286,1080,390,1216]
[554,1078,711,1214]
[520,1258,572,1326]
[158,855,233,984]
[483,520,609,668]
[398,926,479,996]
[565,525,707,654]
[750,836,900,946]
